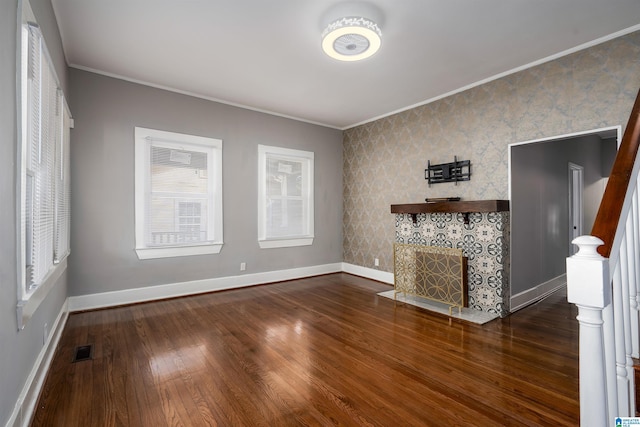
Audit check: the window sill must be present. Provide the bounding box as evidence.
[17,257,68,330]
[258,237,314,249]
[136,243,223,259]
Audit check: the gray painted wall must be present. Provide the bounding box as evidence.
[0,0,69,425]
[68,69,343,296]
[510,135,615,295]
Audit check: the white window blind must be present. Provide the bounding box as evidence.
[54,102,71,263]
[258,145,314,249]
[18,0,72,321]
[135,127,223,259]
[24,22,70,291]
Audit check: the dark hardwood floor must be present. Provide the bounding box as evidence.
[31,273,579,426]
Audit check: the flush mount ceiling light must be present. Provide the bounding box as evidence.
[321,16,382,61]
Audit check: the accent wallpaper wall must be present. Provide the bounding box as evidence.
[344,30,640,275]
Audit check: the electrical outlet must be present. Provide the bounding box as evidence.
[374,258,379,267]
[240,262,246,271]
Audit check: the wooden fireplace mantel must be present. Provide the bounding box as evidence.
[391,200,509,223]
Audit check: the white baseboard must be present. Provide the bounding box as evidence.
[6,300,69,427]
[510,274,567,312]
[341,262,394,284]
[68,263,343,312]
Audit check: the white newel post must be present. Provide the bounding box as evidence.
[567,235,612,427]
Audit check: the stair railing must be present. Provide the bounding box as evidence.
[567,88,640,426]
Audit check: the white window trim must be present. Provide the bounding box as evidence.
[259,237,314,249]
[134,127,223,259]
[258,145,314,249]
[16,0,72,330]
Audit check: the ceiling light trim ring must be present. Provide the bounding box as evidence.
[321,17,382,62]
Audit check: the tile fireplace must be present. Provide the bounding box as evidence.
[391,200,510,317]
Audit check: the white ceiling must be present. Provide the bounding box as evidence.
[51,0,640,129]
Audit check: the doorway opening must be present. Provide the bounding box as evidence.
[508,126,620,311]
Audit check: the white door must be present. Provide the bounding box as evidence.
[568,163,584,255]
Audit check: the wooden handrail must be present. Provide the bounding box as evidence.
[591,88,640,257]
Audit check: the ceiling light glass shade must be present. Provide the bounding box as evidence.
[321,17,382,61]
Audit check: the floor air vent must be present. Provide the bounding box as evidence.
[72,344,93,363]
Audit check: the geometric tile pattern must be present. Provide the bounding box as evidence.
[343,30,640,305]
[395,212,510,317]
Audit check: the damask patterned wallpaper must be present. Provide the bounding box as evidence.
[344,30,640,274]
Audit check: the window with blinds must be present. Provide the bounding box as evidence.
[258,145,314,249]
[18,3,72,306]
[134,127,223,259]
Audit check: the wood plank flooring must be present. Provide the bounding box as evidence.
[31,273,579,426]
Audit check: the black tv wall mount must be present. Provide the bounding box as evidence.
[425,156,471,186]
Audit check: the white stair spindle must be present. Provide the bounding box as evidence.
[623,227,638,416]
[612,255,631,417]
[632,189,640,358]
